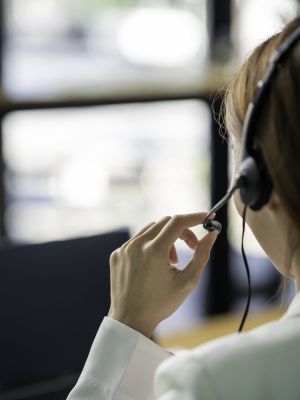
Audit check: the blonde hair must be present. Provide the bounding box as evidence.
[224,18,300,280]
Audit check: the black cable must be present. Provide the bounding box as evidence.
[203,181,252,332]
[238,204,252,333]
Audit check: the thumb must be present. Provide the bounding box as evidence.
[182,230,219,285]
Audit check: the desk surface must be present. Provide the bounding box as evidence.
[157,307,285,350]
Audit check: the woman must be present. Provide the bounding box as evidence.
[68,18,300,399]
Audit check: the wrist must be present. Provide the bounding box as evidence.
[108,311,156,338]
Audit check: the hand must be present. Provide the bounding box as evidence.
[108,212,219,337]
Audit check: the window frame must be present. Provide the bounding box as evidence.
[0,0,232,316]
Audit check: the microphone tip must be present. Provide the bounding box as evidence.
[203,220,222,233]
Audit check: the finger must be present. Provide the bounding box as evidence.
[169,245,178,265]
[169,229,198,265]
[123,216,171,250]
[153,212,209,251]
[182,230,219,284]
[121,222,155,249]
[132,222,156,239]
[179,228,198,250]
[137,216,172,240]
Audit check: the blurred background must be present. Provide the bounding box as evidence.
[0,0,299,399]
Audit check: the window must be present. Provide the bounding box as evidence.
[233,0,300,61]
[3,100,211,243]
[4,0,210,100]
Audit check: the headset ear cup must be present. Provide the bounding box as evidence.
[237,155,273,211]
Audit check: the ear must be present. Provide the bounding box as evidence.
[265,190,281,212]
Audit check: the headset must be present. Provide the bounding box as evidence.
[203,23,300,331]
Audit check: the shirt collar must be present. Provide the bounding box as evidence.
[281,291,300,320]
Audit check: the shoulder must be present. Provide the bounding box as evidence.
[155,316,300,399]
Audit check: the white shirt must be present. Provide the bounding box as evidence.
[67,292,300,399]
